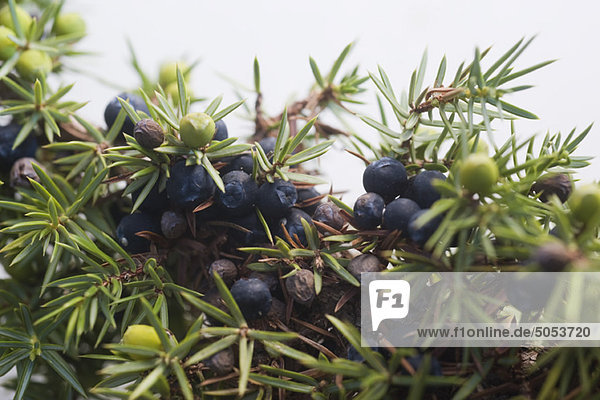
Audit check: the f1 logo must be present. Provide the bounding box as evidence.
[369,280,410,330]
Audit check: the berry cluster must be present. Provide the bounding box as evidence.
[1,8,598,397]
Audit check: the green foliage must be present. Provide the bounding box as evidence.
[0,3,599,399]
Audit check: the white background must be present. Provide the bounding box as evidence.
[2,0,600,395]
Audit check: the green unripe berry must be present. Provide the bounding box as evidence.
[569,184,600,224]
[122,324,163,360]
[165,81,179,101]
[460,153,499,195]
[16,49,52,81]
[0,5,32,33]
[52,12,86,37]
[159,61,190,88]
[467,136,489,155]
[0,26,17,60]
[179,112,215,148]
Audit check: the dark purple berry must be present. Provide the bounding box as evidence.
[230,278,272,321]
[213,119,228,141]
[221,153,253,175]
[353,192,385,230]
[278,208,313,246]
[216,171,258,216]
[249,271,279,292]
[313,203,344,231]
[166,160,216,210]
[296,187,321,215]
[531,173,572,203]
[408,209,442,246]
[347,253,382,279]
[256,179,297,219]
[160,210,187,239]
[116,213,160,254]
[131,182,169,214]
[228,212,268,246]
[258,136,277,158]
[0,121,38,171]
[363,157,408,201]
[104,92,150,135]
[382,198,420,234]
[410,170,446,208]
[285,269,315,305]
[133,119,164,149]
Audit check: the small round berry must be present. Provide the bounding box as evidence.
[256,179,298,219]
[347,253,382,279]
[230,278,272,321]
[166,161,216,210]
[0,5,32,33]
[313,203,344,231]
[9,157,40,187]
[160,210,187,239]
[460,153,499,195]
[363,157,408,201]
[228,212,268,246]
[296,187,321,216]
[0,122,38,171]
[382,198,421,233]
[216,171,258,217]
[104,93,150,135]
[531,173,572,203]
[278,208,313,246]
[467,136,489,155]
[0,26,17,61]
[116,213,160,254]
[249,271,279,292]
[131,182,169,214]
[408,209,442,246]
[52,13,86,37]
[221,153,253,175]
[285,269,315,305]
[159,61,190,88]
[258,136,277,158]
[353,192,385,230]
[410,170,446,208]
[209,259,238,284]
[179,112,215,148]
[213,119,228,141]
[133,119,164,149]
[532,242,575,272]
[569,184,600,223]
[122,324,163,360]
[205,348,234,375]
[16,49,52,81]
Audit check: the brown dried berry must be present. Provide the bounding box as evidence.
[285,269,315,305]
[160,210,187,239]
[531,173,572,203]
[133,119,164,149]
[313,202,345,231]
[205,348,234,375]
[209,259,238,284]
[347,253,382,279]
[533,242,576,272]
[10,157,40,187]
